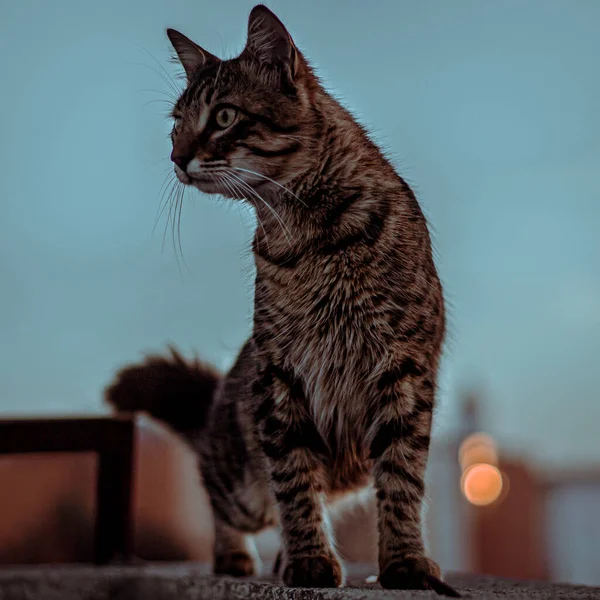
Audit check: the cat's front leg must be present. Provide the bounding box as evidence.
[368,364,460,597]
[252,362,343,588]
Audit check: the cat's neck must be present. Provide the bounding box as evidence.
[251,96,406,267]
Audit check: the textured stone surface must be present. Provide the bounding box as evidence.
[0,563,599,600]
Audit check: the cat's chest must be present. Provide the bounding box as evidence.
[255,262,388,414]
[255,263,388,484]
[256,263,380,359]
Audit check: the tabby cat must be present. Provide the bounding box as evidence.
[106,5,458,595]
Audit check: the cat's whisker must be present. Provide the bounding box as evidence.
[132,62,181,100]
[229,172,292,247]
[138,88,178,101]
[217,173,242,206]
[226,171,293,248]
[162,178,181,253]
[225,171,290,233]
[175,183,190,273]
[155,174,178,234]
[213,59,224,88]
[231,167,307,207]
[219,172,271,252]
[220,172,273,257]
[219,172,245,204]
[156,173,178,225]
[154,171,189,277]
[143,98,176,109]
[169,182,186,276]
[216,173,232,199]
[133,43,182,97]
[162,184,175,251]
[156,168,174,199]
[171,190,179,258]
[218,173,255,234]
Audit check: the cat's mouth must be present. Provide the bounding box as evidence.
[174,164,247,198]
[178,170,229,195]
[174,165,216,189]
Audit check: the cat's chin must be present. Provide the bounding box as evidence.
[190,178,232,196]
[174,166,242,198]
[174,169,222,195]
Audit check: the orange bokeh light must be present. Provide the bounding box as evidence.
[458,432,498,470]
[461,463,504,506]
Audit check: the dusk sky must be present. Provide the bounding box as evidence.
[1,0,599,470]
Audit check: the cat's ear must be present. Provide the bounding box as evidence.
[166,28,220,81]
[243,5,298,78]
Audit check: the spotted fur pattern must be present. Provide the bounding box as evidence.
[106,5,458,596]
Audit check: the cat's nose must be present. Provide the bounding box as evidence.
[171,152,192,171]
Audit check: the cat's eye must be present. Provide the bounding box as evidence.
[215,107,237,129]
[173,116,182,132]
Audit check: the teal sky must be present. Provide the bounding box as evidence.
[1,0,599,469]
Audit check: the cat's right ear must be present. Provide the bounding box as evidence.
[166,29,220,82]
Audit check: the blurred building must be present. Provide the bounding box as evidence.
[427,390,600,585]
[544,469,600,585]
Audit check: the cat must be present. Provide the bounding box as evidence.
[106,5,458,595]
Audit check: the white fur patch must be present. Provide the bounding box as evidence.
[174,164,190,184]
[196,104,210,133]
[186,157,203,177]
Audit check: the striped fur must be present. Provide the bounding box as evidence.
[107,5,458,595]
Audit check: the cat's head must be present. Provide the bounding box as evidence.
[167,5,319,199]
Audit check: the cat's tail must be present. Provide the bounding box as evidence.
[104,346,221,439]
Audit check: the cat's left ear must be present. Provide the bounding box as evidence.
[167,28,220,82]
[242,5,299,79]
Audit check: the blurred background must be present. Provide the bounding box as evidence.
[1,0,599,585]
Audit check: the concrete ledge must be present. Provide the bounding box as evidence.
[0,563,598,600]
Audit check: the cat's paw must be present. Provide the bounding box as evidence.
[214,551,257,577]
[379,556,460,597]
[282,555,343,588]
